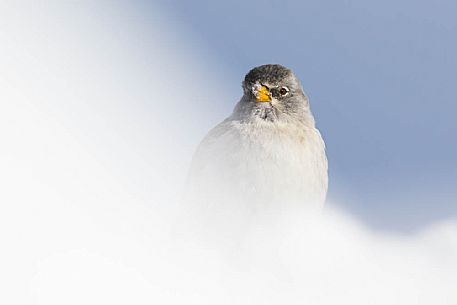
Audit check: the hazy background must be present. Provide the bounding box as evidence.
[1,1,456,304]
[151,0,457,231]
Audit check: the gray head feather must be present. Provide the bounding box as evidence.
[232,64,315,126]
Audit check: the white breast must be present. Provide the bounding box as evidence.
[186,118,328,215]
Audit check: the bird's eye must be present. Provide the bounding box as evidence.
[279,87,289,96]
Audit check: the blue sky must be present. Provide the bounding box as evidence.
[149,0,457,231]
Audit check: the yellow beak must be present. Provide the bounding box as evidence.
[255,85,271,102]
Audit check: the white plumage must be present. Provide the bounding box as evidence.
[188,117,327,211]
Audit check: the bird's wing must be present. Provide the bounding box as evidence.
[187,119,240,190]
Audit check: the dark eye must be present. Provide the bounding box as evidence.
[279,87,289,96]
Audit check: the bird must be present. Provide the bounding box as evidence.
[181,64,328,244]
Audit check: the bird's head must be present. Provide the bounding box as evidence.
[239,64,312,123]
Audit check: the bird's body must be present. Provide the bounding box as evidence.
[181,64,327,243]
[188,108,327,213]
